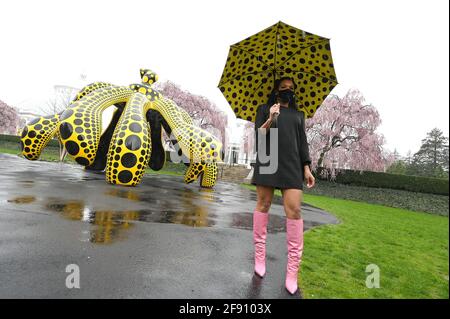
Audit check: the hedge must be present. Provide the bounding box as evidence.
[315,167,449,196]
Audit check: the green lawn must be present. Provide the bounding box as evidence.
[242,184,448,298]
[0,142,73,163]
[0,147,19,156]
[145,168,184,176]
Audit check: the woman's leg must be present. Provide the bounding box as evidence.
[256,185,275,213]
[281,188,304,294]
[253,185,274,277]
[281,188,302,219]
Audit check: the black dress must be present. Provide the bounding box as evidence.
[251,104,312,190]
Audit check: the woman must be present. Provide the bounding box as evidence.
[250,77,315,295]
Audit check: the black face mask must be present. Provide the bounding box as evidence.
[277,89,295,104]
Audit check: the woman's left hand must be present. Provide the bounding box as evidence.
[304,168,315,188]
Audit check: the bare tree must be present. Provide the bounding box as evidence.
[39,85,78,115]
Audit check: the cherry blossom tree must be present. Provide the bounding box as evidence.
[306,88,394,177]
[155,81,228,146]
[242,121,255,163]
[0,99,20,135]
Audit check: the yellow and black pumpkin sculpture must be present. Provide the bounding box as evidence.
[19,69,223,188]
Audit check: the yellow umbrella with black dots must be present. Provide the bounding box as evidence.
[218,21,338,121]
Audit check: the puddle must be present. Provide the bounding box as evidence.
[7,196,36,204]
[1,153,338,249]
[17,181,35,188]
[40,198,287,244]
[45,199,139,244]
[104,189,141,202]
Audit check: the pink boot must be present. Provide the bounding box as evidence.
[285,218,304,294]
[253,210,269,277]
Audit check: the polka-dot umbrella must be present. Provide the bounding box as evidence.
[218,21,338,121]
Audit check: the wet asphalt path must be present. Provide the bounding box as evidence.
[0,153,338,299]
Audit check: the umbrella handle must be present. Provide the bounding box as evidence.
[272,113,278,128]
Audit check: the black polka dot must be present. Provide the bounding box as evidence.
[21,127,28,138]
[59,122,73,140]
[118,170,133,183]
[125,135,141,151]
[121,153,137,168]
[60,109,73,120]
[65,141,79,156]
[129,123,142,133]
[74,119,83,125]
[27,117,40,125]
[76,157,89,166]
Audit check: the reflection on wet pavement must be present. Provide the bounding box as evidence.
[7,195,36,204]
[0,153,338,299]
[1,153,338,246]
[35,198,287,244]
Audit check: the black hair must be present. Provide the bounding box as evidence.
[266,76,298,109]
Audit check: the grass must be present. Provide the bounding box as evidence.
[0,141,74,163]
[242,184,449,298]
[147,161,186,176]
[0,146,20,156]
[145,168,184,176]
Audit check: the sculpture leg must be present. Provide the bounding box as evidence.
[20,114,60,160]
[106,92,151,186]
[59,86,133,166]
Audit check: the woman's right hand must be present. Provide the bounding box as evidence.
[269,103,280,120]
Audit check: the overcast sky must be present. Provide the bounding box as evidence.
[0,0,448,157]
